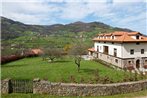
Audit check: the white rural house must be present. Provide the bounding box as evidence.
[88,31,147,72]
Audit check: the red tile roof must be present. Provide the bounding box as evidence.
[93,31,147,43]
[31,49,43,55]
[88,48,95,52]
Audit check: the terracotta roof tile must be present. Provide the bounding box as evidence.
[93,31,147,43]
[31,49,43,55]
[88,48,95,52]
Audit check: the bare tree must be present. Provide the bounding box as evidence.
[69,43,87,72]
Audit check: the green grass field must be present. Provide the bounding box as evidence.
[1,57,142,83]
[1,90,147,98]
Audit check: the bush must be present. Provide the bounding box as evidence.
[1,55,24,64]
[143,65,147,69]
[1,51,39,64]
[126,66,134,71]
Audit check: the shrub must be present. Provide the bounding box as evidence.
[143,65,147,69]
[1,55,24,64]
[126,66,134,71]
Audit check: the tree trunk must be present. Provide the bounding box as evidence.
[78,64,80,72]
[75,58,81,72]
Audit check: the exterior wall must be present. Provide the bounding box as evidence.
[33,79,147,96]
[96,52,147,70]
[94,42,147,59]
[94,42,122,58]
[122,43,147,58]
[98,53,123,68]
[93,42,147,69]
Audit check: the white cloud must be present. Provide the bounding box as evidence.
[59,2,114,21]
[113,0,146,3]
[59,2,90,20]
[1,0,146,34]
[2,0,108,3]
[2,1,61,24]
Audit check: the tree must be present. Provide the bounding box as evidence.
[15,43,28,56]
[69,42,87,72]
[43,47,63,62]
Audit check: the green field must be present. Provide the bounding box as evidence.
[1,90,147,98]
[1,57,144,83]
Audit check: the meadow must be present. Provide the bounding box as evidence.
[1,57,144,83]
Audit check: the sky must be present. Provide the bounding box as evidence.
[1,0,147,35]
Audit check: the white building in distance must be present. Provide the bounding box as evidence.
[88,31,147,72]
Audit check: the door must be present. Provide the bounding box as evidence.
[136,59,140,69]
[97,53,99,58]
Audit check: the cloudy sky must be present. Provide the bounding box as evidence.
[1,0,147,35]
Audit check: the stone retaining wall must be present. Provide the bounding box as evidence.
[33,79,147,96]
[1,79,10,94]
[1,79,147,96]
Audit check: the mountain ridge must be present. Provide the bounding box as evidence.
[1,16,133,40]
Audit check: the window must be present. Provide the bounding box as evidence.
[128,61,131,64]
[136,35,139,39]
[112,36,114,39]
[130,49,134,55]
[115,59,118,63]
[114,48,117,57]
[141,49,144,54]
[136,42,140,45]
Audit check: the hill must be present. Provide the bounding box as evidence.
[1,17,133,40]
[1,17,134,56]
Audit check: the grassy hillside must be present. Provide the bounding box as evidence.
[1,17,134,56]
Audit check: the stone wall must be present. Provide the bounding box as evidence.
[33,79,147,96]
[1,78,147,96]
[1,79,10,94]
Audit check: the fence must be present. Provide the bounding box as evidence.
[1,79,33,94]
[9,80,33,93]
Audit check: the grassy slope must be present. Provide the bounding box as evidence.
[1,90,147,98]
[2,57,134,83]
[2,32,93,56]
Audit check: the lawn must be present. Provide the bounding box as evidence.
[1,90,147,98]
[1,56,140,83]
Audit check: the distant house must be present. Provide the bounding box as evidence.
[30,49,43,55]
[25,49,43,56]
[88,31,147,72]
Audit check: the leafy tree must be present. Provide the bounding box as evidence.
[42,47,63,62]
[63,44,72,53]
